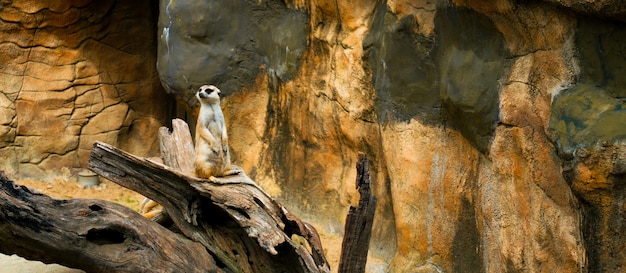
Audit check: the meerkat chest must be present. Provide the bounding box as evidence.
[199,104,225,137]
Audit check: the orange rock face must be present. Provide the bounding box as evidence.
[1,0,625,272]
[210,1,620,272]
[0,0,170,178]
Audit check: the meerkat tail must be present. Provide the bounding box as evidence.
[140,199,159,213]
[222,169,241,176]
[141,209,162,219]
[139,198,162,219]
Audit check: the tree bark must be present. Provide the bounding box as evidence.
[89,140,330,273]
[142,118,197,223]
[338,152,377,273]
[0,173,223,273]
[0,118,330,273]
[159,118,195,173]
[0,118,374,273]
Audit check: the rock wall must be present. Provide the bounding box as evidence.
[1,0,625,272]
[158,0,625,272]
[0,0,170,178]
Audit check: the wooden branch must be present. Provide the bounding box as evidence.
[143,118,197,223]
[338,152,377,273]
[89,141,330,273]
[159,118,195,173]
[0,118,330,273]
[0,172,223,273]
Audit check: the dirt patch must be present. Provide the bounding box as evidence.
[15,177,145,212]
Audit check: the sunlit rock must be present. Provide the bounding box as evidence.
[0,0,169,179]
[0,0,624,272]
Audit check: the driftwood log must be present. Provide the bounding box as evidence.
[0,173,222,273]
[0,118,376,272]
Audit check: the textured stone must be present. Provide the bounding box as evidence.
[152,0,622,272]
[0,93,15,124]
[0,0,169,179]
[72,88,105,122]
[367,9,439,122]
[0,0,625,272]
[435,7,503,153]
[28,47,81,66]
[550,85,626,154]
[549,16,626,154]
[16,90,75,136]
[81,104,129,135]
[25,62,75,82]
[548,15,626,272]
[543,0,626,21]
[564,143,626,272]
[14,135,79,164]
[0,74,24,95]
[12,1,79,14]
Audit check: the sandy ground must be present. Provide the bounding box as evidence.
[2,176,348,272]
[0,254,84,273]
[15,177,144,211]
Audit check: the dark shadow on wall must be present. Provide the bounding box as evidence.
[365,5,504,154]
[452,197,484,272]
[365,3,440,123]
[434,7,504,154]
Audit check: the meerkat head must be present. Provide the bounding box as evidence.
[196,84,221,104]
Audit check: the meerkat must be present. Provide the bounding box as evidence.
[194,84,239,180]
[140,86,237,219]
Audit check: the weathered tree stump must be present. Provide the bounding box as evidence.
[338,152,377,273]
[140,118,196,222]
[0,118,376,273]
[159,118,195,173]
[88,142,329,273]
[0,118,330,273]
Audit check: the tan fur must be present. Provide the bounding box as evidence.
[139,198,162,219]
[194,84,239,179]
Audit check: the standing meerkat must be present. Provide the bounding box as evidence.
[194,84,239,180]
[140,85,236,219]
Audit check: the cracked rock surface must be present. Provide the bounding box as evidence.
[0,0,170,178]
[1,0,625,272]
